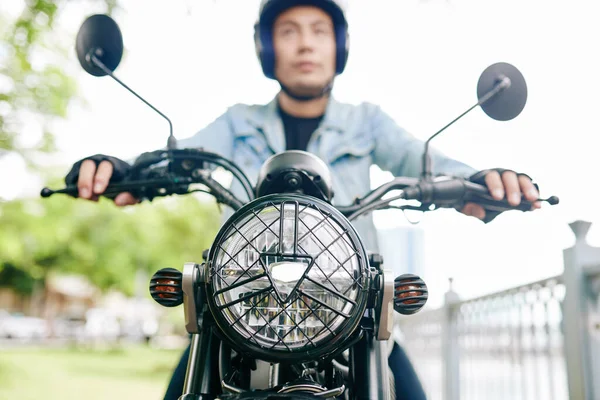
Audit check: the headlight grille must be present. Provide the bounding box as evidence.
[207,196,368,359]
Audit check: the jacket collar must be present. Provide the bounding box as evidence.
[237,94,348,153]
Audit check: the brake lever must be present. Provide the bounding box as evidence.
[462,181,559,212]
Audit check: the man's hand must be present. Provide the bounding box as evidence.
[461,170,541,220]
[75,158,138,206]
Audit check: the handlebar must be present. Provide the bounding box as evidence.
[41,149,252,211]
[335,177,419,216]
[40,149,559,220]
[339,177,558,221]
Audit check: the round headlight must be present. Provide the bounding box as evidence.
[206,194,370,362]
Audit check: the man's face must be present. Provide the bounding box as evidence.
[272,6,336,97]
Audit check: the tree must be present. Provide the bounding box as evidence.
[0,1,223,300]
[0,0,117,163]
[0,193,221,296]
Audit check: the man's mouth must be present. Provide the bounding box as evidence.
[295,62,317,72]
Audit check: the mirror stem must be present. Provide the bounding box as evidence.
[86,48,177,150]
[421,75,511,180]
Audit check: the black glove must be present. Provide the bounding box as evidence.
[467,168,538,224]
[65,154,132,186]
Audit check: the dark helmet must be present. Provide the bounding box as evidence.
[253,0,350,80]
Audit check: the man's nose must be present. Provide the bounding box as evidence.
[297,30,317,51]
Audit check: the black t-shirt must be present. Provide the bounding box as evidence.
[278,104,324,151]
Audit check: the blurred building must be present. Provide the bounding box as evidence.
[0,274,99,317]
[376,225,425,277]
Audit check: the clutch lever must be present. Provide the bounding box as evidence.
[40,177,193,200]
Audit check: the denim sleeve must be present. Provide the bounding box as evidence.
[176,112,235,159]
[369,104,477,179]
[128,111,235,167]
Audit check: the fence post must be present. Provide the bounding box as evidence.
[442,278,460,400]
[562,220,600,400]
[589,269,600,400]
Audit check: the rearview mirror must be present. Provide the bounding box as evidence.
[75,14,124,77]
[477,62,527,121]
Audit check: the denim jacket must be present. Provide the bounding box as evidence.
[177,95,477,251]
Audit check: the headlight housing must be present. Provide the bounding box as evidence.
[206,194,370,362]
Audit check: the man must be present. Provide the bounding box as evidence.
[65,1,541,398]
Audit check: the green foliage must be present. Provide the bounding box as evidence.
[0,263,42,295]
[0,1,226,298]
[0,194,221,295]
[0,0,118,161]
[1,1,73,158]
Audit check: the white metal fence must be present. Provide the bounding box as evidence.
[396,220,600,400]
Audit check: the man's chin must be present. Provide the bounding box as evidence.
[284,82,330,98]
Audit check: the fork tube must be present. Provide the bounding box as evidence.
[179,314,220,399]
[350,322,390,400]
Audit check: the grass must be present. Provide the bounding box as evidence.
[0,345,183,400]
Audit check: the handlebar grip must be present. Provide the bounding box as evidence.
[403,179,555,213]
[465,182,559,210]
[462,181,537,212]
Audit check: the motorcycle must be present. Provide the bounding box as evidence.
[41,14,559,400]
